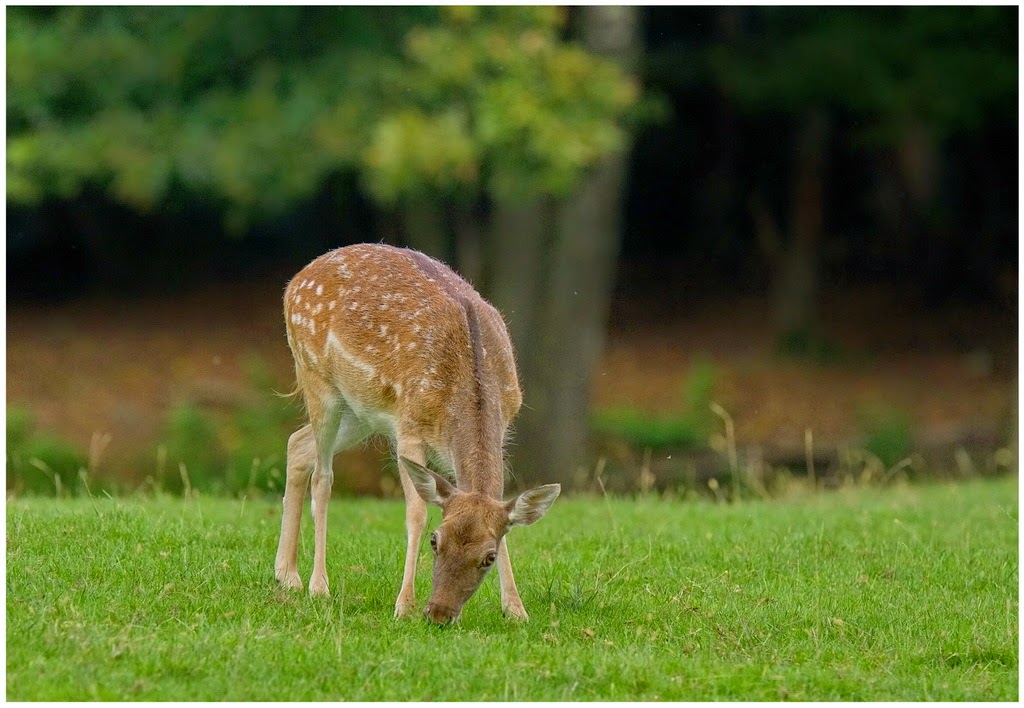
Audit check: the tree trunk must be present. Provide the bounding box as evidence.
[503,6,641,490]
[452,200,485,288]
[774,110,829,348]
[523,152,630,488]
[486,199,552,355]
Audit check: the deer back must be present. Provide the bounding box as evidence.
[284,244,522,486]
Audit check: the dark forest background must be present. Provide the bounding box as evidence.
[7,6,1018,496]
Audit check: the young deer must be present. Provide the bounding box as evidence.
[273,243,561,624]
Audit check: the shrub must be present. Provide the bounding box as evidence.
[162,355,303,496]
[7,406,89,495]
[163,402,226,493]
[591,359,717,450]
[860,406,914,468]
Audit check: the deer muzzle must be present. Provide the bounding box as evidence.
[423,601,460,625]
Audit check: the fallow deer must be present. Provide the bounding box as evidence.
[273,243,561,624]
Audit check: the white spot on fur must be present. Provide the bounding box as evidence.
[316,284,323,296]
[328,301,336,310]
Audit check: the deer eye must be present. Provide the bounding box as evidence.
[481,551,497,568]
[429,532,438,554]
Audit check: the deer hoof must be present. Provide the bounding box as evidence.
[502,599,529,622]
[275,569,303,591]
[394,593,418,619]
[308,576,330,597]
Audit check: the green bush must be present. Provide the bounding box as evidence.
[226,398,296,494]
[591,360,717,450]
[163,402,226,493]
[7,407,32,449]
[162,355,302,496]
[860,406,914,468]
[7,406,90,495]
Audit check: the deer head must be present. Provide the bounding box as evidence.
[400,457,560,625]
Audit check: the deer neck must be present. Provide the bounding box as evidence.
[450,434,503,499]
[450,295,506,499]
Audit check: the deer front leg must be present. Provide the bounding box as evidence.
[497,536,529,621]
[274,425,315,590]
[394,438,428,618]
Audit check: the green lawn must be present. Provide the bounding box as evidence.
[6,478,1018,700]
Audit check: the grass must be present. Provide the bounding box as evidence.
[6,477,1018,700]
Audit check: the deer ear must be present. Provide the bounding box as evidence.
[505,484,561,529]
[400,457,456,507]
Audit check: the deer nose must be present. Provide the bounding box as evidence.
[423,602,456,626]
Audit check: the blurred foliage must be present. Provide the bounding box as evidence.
[7,406,91,495]
[363,6,640,203]
[776,329,847,362]
[707,7,1016,143]
[163,401,225,492]
[7,7,639,227]
[8,375,299,497]
[225,356,301,494]
[7,407,33,450]
[859,405,914,468]
[162,356,302,495]
[592,360,717,450]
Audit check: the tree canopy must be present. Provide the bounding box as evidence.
[7,7,639,228]
[707,7,1016,143]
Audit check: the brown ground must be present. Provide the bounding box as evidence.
[7,276,1015,486]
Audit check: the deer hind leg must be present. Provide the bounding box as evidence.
[498,537,529,621]
[303,382,364,597]
[393,434,428,618]
[275,424,315,590]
